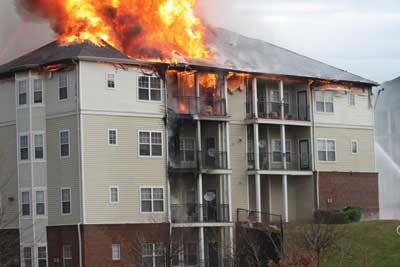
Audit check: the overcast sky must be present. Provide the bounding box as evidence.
[1,0,399,83]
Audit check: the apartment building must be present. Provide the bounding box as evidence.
[0,28,378,267]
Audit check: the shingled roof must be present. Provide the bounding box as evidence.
[0,27,377,85]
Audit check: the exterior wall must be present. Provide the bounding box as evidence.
[46,115,81,225]
[47,225,80,267]
[317,171,379,219]
[0,78,16,125]
[82,114,167,224]
[314,127,375,172]
[82,223,169,267]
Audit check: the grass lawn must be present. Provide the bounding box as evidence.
[285,220,400,267]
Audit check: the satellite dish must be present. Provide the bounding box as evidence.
[204,192,216,202]
[207,148,216,157]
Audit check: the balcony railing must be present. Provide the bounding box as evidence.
[175,96,227,117]
[246,101,310,121]
[171,204,230,223]
[247,152,312,171]
[169,150,198,169]
[199,150,228,170]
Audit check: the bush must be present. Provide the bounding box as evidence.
[314,206,363,224]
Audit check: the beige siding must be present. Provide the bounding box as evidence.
[82,114,167,224]
[0,125,18,229]
[47,115,81,225]
[0,78,16,125]
[314,127,375,172]
[228,88,246,121]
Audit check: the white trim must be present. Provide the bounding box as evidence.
[63,244,73,267]
[18,132,30,162]
[139,186,166,214]
[58,72,69,101]
[59,129,71,159]
[33,131,46,161]
[111,243,121,261]
[316,138,337,162]
[351,140,359,155]
[138,130,164,158]
[46,112,77,120]
[36,245,48,267]
[20,189,31,218]
[271,138,292,163]
[314,90,335,114]
[17,79,29,108]
[32,77,44,106]
[33,188,47,218]
[80,109,165,118]
[108,129,118,146]
[60,187,72,216]
[109,186,120,204]
[314,123,374,130]
[348,93,356,107]
[136,75,163,103]
[105,73,117,90]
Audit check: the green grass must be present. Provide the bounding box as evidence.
[285,220,400,267]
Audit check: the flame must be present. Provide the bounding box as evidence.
[20,0,211,61]
[199,73,217,89]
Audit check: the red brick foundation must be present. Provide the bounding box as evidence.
[47,225,80,267]
[316,172,379,219]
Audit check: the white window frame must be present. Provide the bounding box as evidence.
[179,138,196,162]
[23,246,32,267]
[112,244,121,261]
[137,75,163,102]
[18,79,28,107]
[106,73,116,90]
[19,133,29,161]
[138,130,163,158]
[348,93,356,106]
[33,132,45,161]
[351,140,359,154]
[315,91,334,113]
[61,187,72,216]
[108,129,118,146]
[59,129,70,159]
[271,139,292,163]
[63,245,73,267]
[139,186,165,214]
[21,190,31,217]
[317,138,337,162]
[142,243,165,267]
[37,246,47,267]
[59,72,68,101]
[32,78,43,105]
[109,186,120,204]
[271,90,289,103]
[34,189,46,217]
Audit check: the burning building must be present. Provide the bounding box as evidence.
[0,1,379,267]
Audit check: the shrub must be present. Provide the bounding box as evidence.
[314,207,362,224]
[343,206,362,222]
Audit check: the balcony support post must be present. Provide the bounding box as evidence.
[281,124,287,170]
[195,72,201,114]
[224,73,229,114]
[252,78,258,118]
[282,174,289,223]
[253,122,262,222]
[199,226,205,267]
[279,80,285,120]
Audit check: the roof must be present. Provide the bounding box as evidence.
[0,27,377,85]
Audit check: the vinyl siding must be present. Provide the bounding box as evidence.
[0,78,16,125]
[314,127,375,172]
[82,114,167,224]
[47,115,81,225]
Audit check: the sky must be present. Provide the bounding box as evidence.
[1,0,399,83]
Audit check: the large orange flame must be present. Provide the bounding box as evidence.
[19,0,211,61]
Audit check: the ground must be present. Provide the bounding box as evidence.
[285,220,400,267]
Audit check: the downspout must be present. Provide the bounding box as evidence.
[310,84,320,210]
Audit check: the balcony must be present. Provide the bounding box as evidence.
[169,150,198,170]
[199,150,228,170]
[171,204,230,223]
[246,101,310,122]
[247,152,312,171]
[174,96,227,117]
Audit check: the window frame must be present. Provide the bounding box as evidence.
[138,130,163,158]
[18,79,28,107]
[33,78,43,105]
[112,244,121,261]
[315,91,334,113]
[351,140,359,154]
[348,93,356,107]
[21,190,31,217]
[271,139,292,163]
[19,134,29,161]
[142,242,165,267]
[58,72,68,101]
[34,132,45,160]
[109,186,120,204]
[106,73,116,90]
[35,190,46,217]
[108,129,118,146]
[179,138,196,163]
[59,129,70,159]
[61,187,72,216]
[139,186,165,214]
[23,247,32,267]
[37,246,47,267]
[63,244,73,267]
[137,75,163,102]
[317,138,337,162]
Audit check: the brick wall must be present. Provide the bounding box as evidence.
[317,172,379,219]
[47,225,80,267]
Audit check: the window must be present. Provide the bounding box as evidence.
[35,191,45,216]
[61,188,71,215]
[33,79,43,104]
[179,138,195,162]
[60,130,70,158]
[139,131,162,157]
[349,93,356,106]
[272,139,292,162]
[108,129,117,145]
[63,245,72,267]
[184,243,198,266]
[34,134,44,159]
[59,73,68,100]
[352,140,358,154]
[317,139,336,161]
[140,187,164,213]
[110,186,119,204]
[316,91,334,113]
[138,76,162,101]
[18,80,28,106]
[143,243,165,267]
[37,246,47,267]
[112,244,120,261]
[21,191,30,216]
[20,135,29,160]
[271,90,289,103]
[23,247,32,267]
[106,73,116,89]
